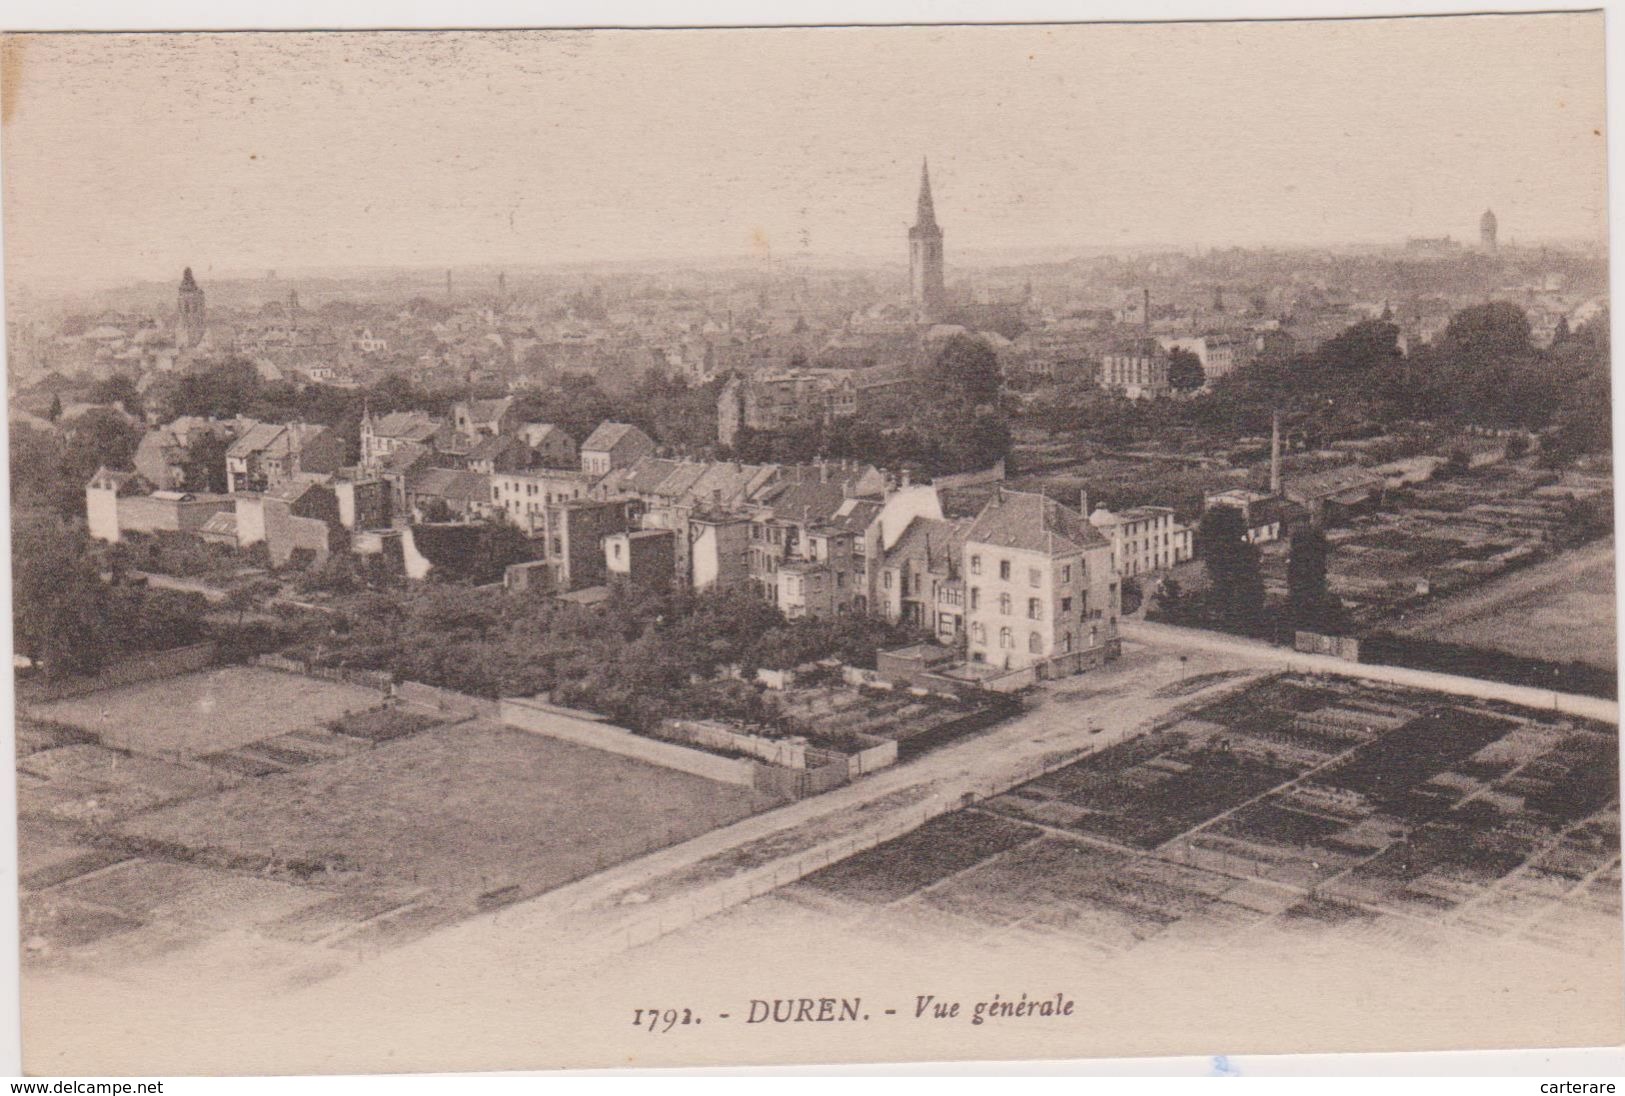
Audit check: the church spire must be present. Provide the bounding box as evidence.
[914,158,938,231]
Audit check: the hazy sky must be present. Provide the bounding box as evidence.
[0,14,1608,293]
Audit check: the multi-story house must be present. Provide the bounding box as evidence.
[746,463,886,615]
[874,515,971,642]
[452,396,520,438]
[597,456,781,584]
[489,467,595,551]
[716,369,860,448]
[519,422,576,469]
[1099,337,1171,399]
[580,422,656,477]
[1087,504,1194,577]
[224,421,344,495]
[132,416,244,492]
[361,410,449,468]
[962,489,1119,677]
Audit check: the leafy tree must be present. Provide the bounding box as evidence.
[90,373,144,419]
[1167,348,1206,392]
[12,516,111,676]
[1195,505,1265,635]
[930,335,1002,407]
[1286,526,1344,634]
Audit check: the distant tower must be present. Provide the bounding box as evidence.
[176,267,206,349]
[908,159,946,322]
[287,288,301,333]
[1480,208,1498,253]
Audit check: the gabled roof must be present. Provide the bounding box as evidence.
[265,474,330,504]
[884,515,970,574]
[409,467,490,503]
[466,434,521,462]
[369,411,444,442]
[966,489,1107,556]
[582,421,650,453]
[817,496,884,536]
[1285,465,1384,500]
[226,421,331,461]
[87,466,149,494]
[378,440,433,474]
[462,396,514,423]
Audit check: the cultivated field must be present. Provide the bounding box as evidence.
[778,674,1621,959]
[114,721,775,946]
[1389,538,1616,671]
[18,682,779,969]
[1269,463,1613,630]
[29,666,383,758]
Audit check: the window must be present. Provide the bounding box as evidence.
[1029,632,1043,653]
[999,627,1013,649]
[1062,631,1073,652]
[1062,564,1072,584]
[1061,596,1073,613]
[999,560,1011,580]
[969,587,980,610]
[1089,624,1099,646]
[1029,567,1042,587]
[883,571,893,590]
[998,593,1011,615]
[970,554,982,575]
[492,486,500,501]
[1027,598,1041,620]
[972,622,986,643]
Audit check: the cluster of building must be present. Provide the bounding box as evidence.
[87,377,1143,677]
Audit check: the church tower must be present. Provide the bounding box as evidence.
[176,267,206,349]
[908,159,946,322]
[1480,208,1498,253]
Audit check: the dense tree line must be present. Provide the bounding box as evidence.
[293,583,927,731]
[12,516,208,678]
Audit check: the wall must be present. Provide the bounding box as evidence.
[690,517,752,594]
[234,495,267,546]
[396,679,500,718]
[1295,631,1361,662]
[86,486,121,542]
[117,495,234,537]
[25,641,217,701]
[263,499,333,567]
[501,697,756,785]
[659,718,811,767]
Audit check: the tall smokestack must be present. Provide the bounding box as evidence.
[1270,410,1282,496]
[1143,288,1151,331]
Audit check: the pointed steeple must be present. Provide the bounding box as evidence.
[914,158,938,231]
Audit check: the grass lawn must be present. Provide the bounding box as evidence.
[117,722,778,902]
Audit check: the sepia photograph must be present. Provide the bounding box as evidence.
[0,6,1619,1077]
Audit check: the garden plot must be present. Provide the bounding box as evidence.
[29,665,385,759]
[776,674,1621,960]
[118,721,776,906]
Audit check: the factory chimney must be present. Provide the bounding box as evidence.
[1269,410,1282,496]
